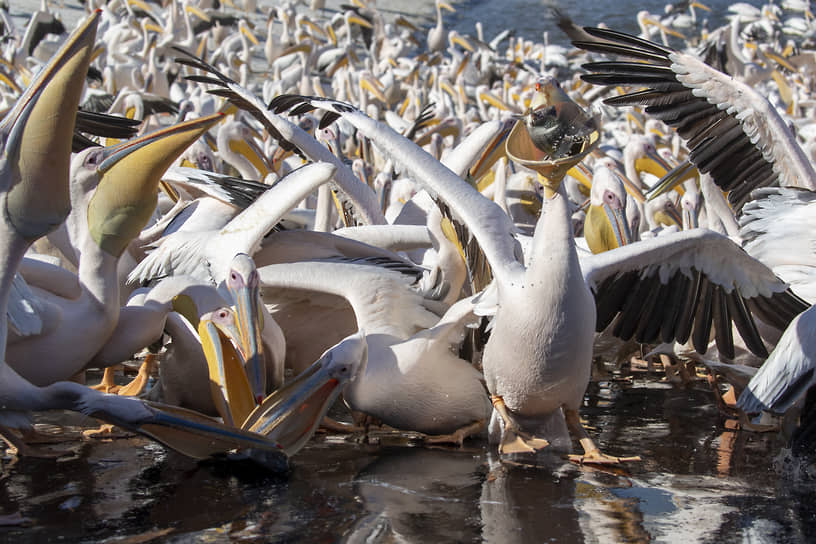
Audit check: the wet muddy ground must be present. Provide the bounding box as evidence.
[2,373,814,543]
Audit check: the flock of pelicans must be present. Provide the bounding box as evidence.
[1,0,816,479]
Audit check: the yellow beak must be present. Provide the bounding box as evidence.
[87,113,221,257]
[3,10,99,241]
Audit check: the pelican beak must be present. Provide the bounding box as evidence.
[394,15,419,33]
[2,10,99,241]
[227,263,267,404]
[227,130,270,179]
[347,14,373,29]
[439,2,455,13]
[242,331,367,457]
[240,23,260,46]
[298,17,327,38]
[87,113,221,257]
[634,147,673,179]
[131,400,285,466]
[360,75,387,103]
[585,196,632,254]
[451,33,475,52]
[646,159,696,200]
[143,21,164,34]
[199,310,257,428]
[690,1,711,11]
[469,119,513,181]
[654,203,682,227]
[185,4,211,22]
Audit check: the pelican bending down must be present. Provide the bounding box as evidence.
[269,93,806,463]
[258,261,491,440]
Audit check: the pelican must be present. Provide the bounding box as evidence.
[427,0,455,53]
[0,12,284,464]
[258,261,491,442]
[269,92,807,463]
[7,114,221,386]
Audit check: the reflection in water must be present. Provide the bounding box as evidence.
[2,381,816,542]
[343,447,483,543]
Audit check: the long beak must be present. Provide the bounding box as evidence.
[585,200,632,253]
[346,14,373,29]
[242,331,367,456]
[87,113,221,256]
[199,311,257,428]
[227,133,270,179]
[654,203,682,227]
[646,159,696,200]
[228,274,267,404]
[131,400,285,464]
[3,10,99,241]
[469,119,513,182]
[634,147,673,180]
[439,2,456,13]
[240,22,260,46]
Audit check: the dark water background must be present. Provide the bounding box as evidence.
[3,375,814,542]
[443,0,743,46]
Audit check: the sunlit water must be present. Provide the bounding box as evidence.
[3,377,814,542]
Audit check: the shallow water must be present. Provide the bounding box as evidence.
[3,375,814,543]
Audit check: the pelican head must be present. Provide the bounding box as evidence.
[226,253,267,405]
[199,306,257,427]
[584,166,633,253]
[76,113,221,257]
[1,11,99,242]
[243,330,367,456]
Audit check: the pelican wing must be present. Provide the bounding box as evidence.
[581,229,808,358]
[7,273,42,336]
[575,27,816,212]
[739,305,816,414]
[163,166,271,209]
[268,94,525,284]
[258,261,439,339]
[173,49,386,226]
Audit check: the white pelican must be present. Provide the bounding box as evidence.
[6,114,221,386]
[575,27,816,212]
[269,93,807,463]
[258,261,491,441]
[427,0,455,53]
[0,12,285,464]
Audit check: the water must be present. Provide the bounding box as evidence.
[3,376,814,542]
[445,0,743,45]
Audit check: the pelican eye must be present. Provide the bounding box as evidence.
[84,148,104,169]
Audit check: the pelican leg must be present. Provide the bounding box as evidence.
[90,366,122,394]
[491,395,550,454]
[117,354,159,397]
[564,408,641,465]
[424,420,485,447]
[0,426,64,458]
